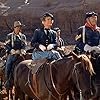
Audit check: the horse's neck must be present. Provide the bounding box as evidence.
[48,58,76,93]
[52,58,75,84]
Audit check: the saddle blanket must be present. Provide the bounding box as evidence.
[26,58,47,74]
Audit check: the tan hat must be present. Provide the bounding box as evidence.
[14,21,23,28]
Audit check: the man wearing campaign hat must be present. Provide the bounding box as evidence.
[4,21,27,88]
[31,12,62,60]
[74,12,100,98]
[54,27,64,48]
[75,11,100,53]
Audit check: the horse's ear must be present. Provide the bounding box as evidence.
[70,52,79,60]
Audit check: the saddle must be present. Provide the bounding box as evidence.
[27,58,48,74]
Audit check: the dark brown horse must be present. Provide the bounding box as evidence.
[0,51,32,100]
[0,46,7,91]
[90,52,100,100]
[14,52,94,100]
[7,52,32,100]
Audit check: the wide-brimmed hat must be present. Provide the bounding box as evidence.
[85,11,98,19]
[14,21,24,28]
[41,12,54,21]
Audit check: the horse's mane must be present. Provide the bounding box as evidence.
[78,54,95,75]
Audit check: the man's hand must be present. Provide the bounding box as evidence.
[21,49,26,55]
[39,44,46,51]
[84,44,100,53]
[10,49,16,54]
[84,44,93,52]
[92,46,100,53]
[47,44,54,50]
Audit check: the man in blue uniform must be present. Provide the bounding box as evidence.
[75,11,100,54]
[4,21,27,88]
[31,12,62,60]
[75,11,100,99]
[54,27,64,48]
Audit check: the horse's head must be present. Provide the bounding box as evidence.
[71,52,95,99]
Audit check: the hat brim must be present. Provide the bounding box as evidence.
[85,12,98,19]
[14,24,25,28]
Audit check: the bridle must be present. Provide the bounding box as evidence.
[24,59,91,100]
[44,63,69,100]
[71,61,92,100]
[44,61,91,100]
[43,61,82,100]
[71,62,83,100]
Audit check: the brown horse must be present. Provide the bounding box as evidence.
[14,52,94,100]
[0,46,7,91]
[7,52,32,100]
[90,52,100,100]
[0,51,32,100]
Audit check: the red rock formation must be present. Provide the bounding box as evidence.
[0,0,100,43]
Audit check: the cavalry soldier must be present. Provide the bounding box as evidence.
[54,27,64,48]
[74,11,100,99]
[4,21,27,88]
[75,11,100,54]
[54,27,65,56]
[31,12,62,60]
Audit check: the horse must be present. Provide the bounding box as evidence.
[90,52,100,100]
[7,51,33,100]
[0,45,7,91]
[14,52,94,100]
[0,51,32,100]
[0,55,7,90]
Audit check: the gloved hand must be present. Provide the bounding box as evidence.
[84,44,93,52]
[21,49,26,55]
[98,45,100,48]
[39,44,46,51]
[61,46,65,51]
[92,46,100,53]
[47,44,54,50]
[84,44,100,53]
[10,49,16,54]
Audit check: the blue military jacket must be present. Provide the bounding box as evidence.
[75,26,100,52]
[5,32,26,52]
[31,28,57,49]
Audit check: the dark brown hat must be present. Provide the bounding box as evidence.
[41,12,54,21]
[85,11,98,19]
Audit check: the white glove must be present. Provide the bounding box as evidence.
[10,49,16,54]
[47,44,54,50]
[21,49,26,55]
[61,46,65,51]
[84,44,93,52]
[92,46,100,53]
[39,44,46,51]
[84,44,100,53]
[98,45,100,48]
